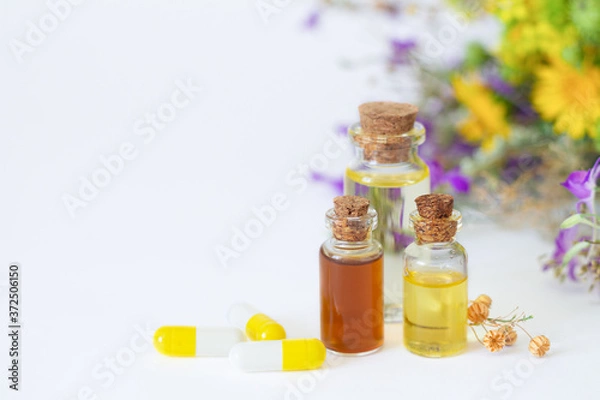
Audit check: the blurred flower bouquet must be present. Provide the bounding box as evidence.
[416,0,600,230]
[310,0,599,228]
[309,0,600,288]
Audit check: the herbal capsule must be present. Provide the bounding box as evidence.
[229,339,326,372]
[227,303,286,341]
[153,326,244,357]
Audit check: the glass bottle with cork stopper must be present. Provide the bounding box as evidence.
[345,102,430,323]
[403,193,467,358]
[319,195,384,356]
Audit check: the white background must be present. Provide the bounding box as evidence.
[1,1,598,399]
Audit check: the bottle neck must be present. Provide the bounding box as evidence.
[353,144,422,166]
[414,237,457,247]
[329,231,375,250]
[323,232,381,261]
[348,121,426,166]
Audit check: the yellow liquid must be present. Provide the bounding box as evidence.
[345,168,429,188]
[403,270,467,357]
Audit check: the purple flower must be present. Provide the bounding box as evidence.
[310,171,343,195]
[482,68,537,123]
[393,232,414,249]
[389,39,416,66]
[389,188,402,201]
[544,226,579,280]
[445,168,471,193]
[303,10,320,30]
[418,120,475,163]
[427,160,471,194]
[483,72,514,98]
[561,157,600,211]
[336,124,349,137]
[502,155,541,183]
[449,141,477,159]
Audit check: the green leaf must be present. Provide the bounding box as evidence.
[595,121,600,152]
[561,241,591,268]
[560,214,600,229]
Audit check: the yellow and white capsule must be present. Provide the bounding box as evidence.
[153,326,244,357]
[229,339,326,372]
[228,303,286,341]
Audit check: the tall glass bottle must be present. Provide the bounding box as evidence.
[345,102,430,322]
[320,195,384,356]
[403,194,467,358]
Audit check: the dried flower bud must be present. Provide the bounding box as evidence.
[468,302,489,324]
[483,329,506,353]
[474,294,492,308]
[501,326,517,346]
[529,335,550,357]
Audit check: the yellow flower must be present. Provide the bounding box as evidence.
[488,0,540,24]
[498,22,578,83]
[452,75,511,151]
[532,60,600,139]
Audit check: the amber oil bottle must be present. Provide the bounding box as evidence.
[320,195,384,355]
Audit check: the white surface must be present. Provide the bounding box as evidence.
[0,1,598,400]
[227,303,259,333]
[195,327,245,357]
[229,341,283,372]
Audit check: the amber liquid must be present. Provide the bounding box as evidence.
[319,248,384,355]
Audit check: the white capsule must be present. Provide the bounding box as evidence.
[227,303,286,341]
[154,326,245,357]
[229,339,326,372]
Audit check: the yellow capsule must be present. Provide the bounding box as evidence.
[229,339,326,372]
[282,338,327,371]
[228,303,286,341]
[154,326,244,357]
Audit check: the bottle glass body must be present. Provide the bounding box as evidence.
[344,122,430,322]
[403,235,468,358]
[320,210,384,355]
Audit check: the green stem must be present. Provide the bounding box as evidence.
[586,191,597,263]
[487,315,533,324]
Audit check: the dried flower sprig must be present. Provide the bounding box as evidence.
[468,294,550,357]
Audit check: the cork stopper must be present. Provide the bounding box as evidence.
[354,102,419,163]
[411,194,459,244]
[358,102,419,135]
[415,194,454,219]
[333,195,370,217]
[330,196,374,241]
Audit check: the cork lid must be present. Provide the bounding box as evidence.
[359,102,418,135]
[415,194,453,219]
[352,102,423,164]
[327,196,377,242]
[410,194,461,244]
[333,195,369,217]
